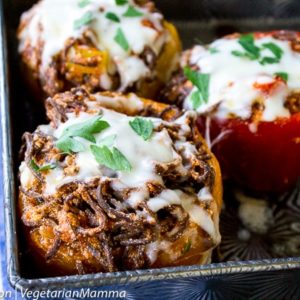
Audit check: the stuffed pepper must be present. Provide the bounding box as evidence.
[18,88,222,275]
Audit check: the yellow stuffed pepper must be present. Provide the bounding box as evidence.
[18,88,222,276]
[17,0,181,99]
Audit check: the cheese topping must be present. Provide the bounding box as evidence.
[39,109,178,194]
[148,189,216,238]
[18,0,169,89]
[184,36,300,121]
[19,106,218,241]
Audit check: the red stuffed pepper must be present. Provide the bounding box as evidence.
[162,31,300,195]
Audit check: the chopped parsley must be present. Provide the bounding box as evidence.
[91,145,132,171]
[231,34,284,65]
[74,11,94,30]
[190,91,202,110]
[105,12,120,23]
[184,67,210,109]
[262,42,283,60]
[97,135,117,147]
[259,42,283,65]
[129,117,154,141]
[56,137,86,154]
[208,47,219,54]
[231,34,260,60]
[30,160,56,172]
[114,28,130,51]
[182,240,192,255]
[56,116,110,153]
[115,0,128,5]
[78,0,91,8]
[274,72,288,82]
[123,5,143,17]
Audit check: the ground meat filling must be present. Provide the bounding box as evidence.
[285,92,300,114]
[19,90,216,273]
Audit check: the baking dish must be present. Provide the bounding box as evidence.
[1,0,300,298]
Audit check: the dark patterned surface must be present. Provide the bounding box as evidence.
[218,182,300,262]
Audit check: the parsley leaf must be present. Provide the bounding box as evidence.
[259,57,279,65]
[91,145,132,171]
[56,116,109,153]
[30,160,56,172]
[274,72,288,82]
[231,50,256,60]
[208,47,219,54]
[123,5,143,17]
[238,34,260,60]
[231,34,260,60]
[56,137,86,154]
[129,117,154,141]
[115,0,128,5]
[97,134,117,147]
[232,35,284,65]
[60,116,110,143]
[30,159,40,172]
[74,11,94,30]
[184,67,210,108]
[38,164,56,171]
[182,240,192,255]
[114,28,130,51]
[78,0,91,8]
[190,91,202,109]
[105,12,120,23]
[262,42,283,60]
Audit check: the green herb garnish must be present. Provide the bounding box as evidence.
[239,34,260,59]
[262,42,283,60]
[74,11,94,30]
[91,145,132,171]
[97,134,117,147]
[105,12,120,23]
[115,0,128,5]
[56,137,86,154]
[30,159,56,172]
[231,34,260,60]
[208,47,219,54]
[114,28,130,51]
[184,67,210,109]
[56,116,109,153]
[259,43,283,65]
[274,72,288,82]
[123,5,143,17]
[129,117,154,141]
[78,0,91,8]
[259,57,279,65]
[190,91,202,110]
[231,50,255,60]
[231,34,284,65]
[182,240,192,255]
[60,116,109,143]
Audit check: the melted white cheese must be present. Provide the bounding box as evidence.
[18,0,168,89]
[147,189,217,240]
[19,104,219,250]
[184,36,300,121]
[19,161,35,188]
[38,109,181,194]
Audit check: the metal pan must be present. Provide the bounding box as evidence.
[1,0,300,298]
